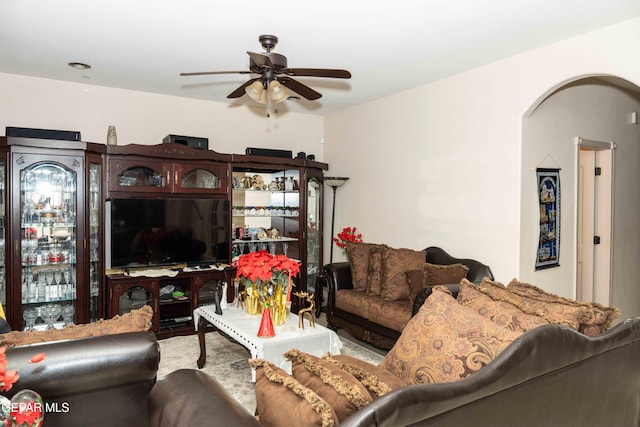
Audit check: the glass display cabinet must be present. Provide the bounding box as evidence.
[0,137,105,331]
[231,160,326,313]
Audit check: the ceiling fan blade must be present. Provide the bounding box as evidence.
[180,70,252,76]
[281,68,351,79]
[277,76,322,100]
[247,51,273,69]
[227,78,260,98]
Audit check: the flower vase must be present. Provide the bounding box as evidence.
[268,283,289,326]
[244,287,261,315]
[257,307,275,338]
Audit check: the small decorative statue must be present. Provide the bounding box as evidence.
[294,291,316,330]
[213,282,223,315]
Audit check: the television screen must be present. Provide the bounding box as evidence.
[108,198,229,268]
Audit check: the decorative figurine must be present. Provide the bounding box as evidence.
[294,291,316,330]
[213,282,223,315]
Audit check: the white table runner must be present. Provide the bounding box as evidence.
[194,305,342,380]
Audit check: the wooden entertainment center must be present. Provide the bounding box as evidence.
[0,137,327,338]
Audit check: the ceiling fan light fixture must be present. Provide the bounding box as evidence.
[268,80,288,103]
[245,80,265,103]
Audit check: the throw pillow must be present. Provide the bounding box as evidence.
[405,263,470,305]
[379,246,426,301]
[249,359,338,427]
[506,279,620,336]
[457,279,549,333]
[284,349,373,422]
[477,278,587,331]
[366,245,385,296]
[322,354,406,398]
[346,242,385,292]
[0,305,153,347]
[379,286,520,385]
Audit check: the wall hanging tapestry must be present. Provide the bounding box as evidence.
[536,168,560,270]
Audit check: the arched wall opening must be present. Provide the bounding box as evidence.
[519,75,640,322]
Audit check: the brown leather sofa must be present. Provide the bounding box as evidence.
[5,331,160,427]
[322,246,494,348]
[150,317,640,427]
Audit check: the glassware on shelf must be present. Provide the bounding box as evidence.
[62,304,75,326]
[40,304,61,330]
[23,307,38,331]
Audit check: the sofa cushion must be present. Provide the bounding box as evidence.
[346,242,386,292]
[506,279,620,336]
[335,290,371,319]
[284,349,373,422]
[379,286,520,385]
[249,358,338,427]
[477,278,587,331]
[322,354,406,398]
[368,297,413,332]
[379,247,426,300]
[457,279,549,333]
[406,263,470,304]
[0,305,153,347]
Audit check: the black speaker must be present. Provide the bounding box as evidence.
[163,134,209,150]
[6,126,81,141]
[245,147,293,158]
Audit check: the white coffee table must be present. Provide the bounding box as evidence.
[194,305,343,381]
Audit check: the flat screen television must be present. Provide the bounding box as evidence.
[107,198,230,269]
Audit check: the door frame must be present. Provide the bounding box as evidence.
[574,137,615,304]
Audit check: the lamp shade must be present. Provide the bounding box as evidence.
[268,80,289,103]
[324,177,349,188]
[245,81,266,104]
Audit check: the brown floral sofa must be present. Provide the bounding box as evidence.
[152,282,635,427]
[322,245,493,348]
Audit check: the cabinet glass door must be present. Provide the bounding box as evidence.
[88,163,101,321]
[20,162,77,330]
[307,177,321,288]
[0,161,5,310]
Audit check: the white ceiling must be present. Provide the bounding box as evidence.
[2,0,640,116]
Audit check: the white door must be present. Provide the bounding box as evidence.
[576,138,614,305]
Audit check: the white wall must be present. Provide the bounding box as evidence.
[324,17,640,291]
[0,73,325,158]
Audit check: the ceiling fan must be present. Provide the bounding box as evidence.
[180,34,351,104]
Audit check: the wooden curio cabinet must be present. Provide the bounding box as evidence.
[231,154,327,313]
[0,137,105,331]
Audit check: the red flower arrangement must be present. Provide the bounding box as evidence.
[234,250,301,302]
[0,347,46,427]
[333,226,363,252]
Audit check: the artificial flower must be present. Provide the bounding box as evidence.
[333,226,363,249]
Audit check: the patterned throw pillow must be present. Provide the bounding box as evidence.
[346,242,385,292]
[285,349,373,422]
[457,279,549,333]
[506,279,620,336]
[379,247,426,301]
[477,278,587,331]
[249,359,338,427]
[379,286,520,385]
[0,305,153,347]
[322,354,407,398]
[405,263,470,305]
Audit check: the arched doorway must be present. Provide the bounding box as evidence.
[520,75,640,322]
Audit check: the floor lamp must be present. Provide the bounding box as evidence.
[324,177,349,263]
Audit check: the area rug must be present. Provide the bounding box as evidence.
[157,331,385,412]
